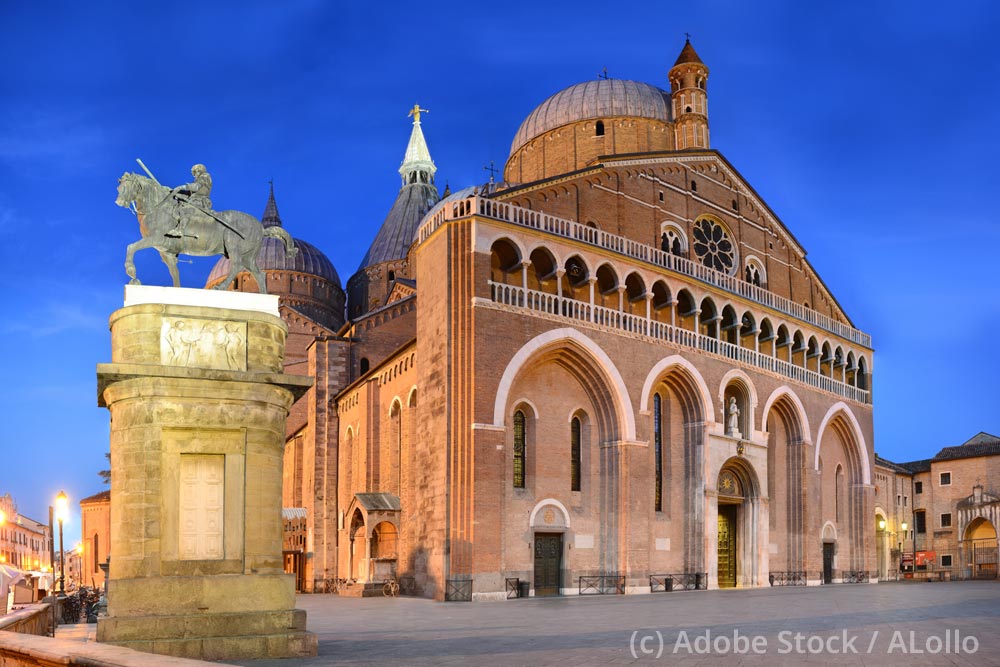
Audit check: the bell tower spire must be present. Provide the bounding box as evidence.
[670,37,710,150]
[400,104,437,186]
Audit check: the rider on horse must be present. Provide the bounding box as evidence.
[165,163,213,238]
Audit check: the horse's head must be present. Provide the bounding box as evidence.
[115,172,141,209]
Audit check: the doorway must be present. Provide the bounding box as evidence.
[717,504,737,588]
[823,542,835,584]
[533,533,562,596]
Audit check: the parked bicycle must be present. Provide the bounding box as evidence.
[382,577,399,597]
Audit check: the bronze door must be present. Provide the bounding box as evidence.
[717,504,737,588]
[533,533,562,596]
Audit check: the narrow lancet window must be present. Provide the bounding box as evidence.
[513,410,526,488]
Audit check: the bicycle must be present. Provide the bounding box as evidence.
[382,577,400,597]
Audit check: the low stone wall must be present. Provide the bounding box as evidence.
[0,603,53,636]
[0,631,237,667]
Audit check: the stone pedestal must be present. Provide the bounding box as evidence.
[95,286,316,660]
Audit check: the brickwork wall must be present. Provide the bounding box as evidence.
[504,117,674,184]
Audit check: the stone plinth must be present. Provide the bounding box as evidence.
[96,286,316,660]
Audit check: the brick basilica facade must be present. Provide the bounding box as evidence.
[209,40,876,599]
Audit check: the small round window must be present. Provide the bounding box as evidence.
[693,218,735,274]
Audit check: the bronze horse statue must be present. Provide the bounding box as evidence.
[115,172,296,293]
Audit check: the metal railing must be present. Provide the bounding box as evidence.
[768,571,807,586]
[841,571,872,584]
[418,195,871,347]
[445,578,473,601]
[488,281,871,404]
[398,576,417,596]
[505,577,522,599]
[579,575,626,595]
[650,573,707,592]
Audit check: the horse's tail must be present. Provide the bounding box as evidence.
[264,226,298,259]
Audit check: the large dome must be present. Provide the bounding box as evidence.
[510,79,672,156]
[206,236,341,287]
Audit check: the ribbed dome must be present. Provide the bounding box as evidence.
[510,79,672,156]
[207,237,341,287]
[206,185,341,288]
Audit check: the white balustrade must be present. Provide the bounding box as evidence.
[488,281,870,405]
[419,196,872,348]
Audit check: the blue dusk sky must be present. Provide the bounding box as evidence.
[1,1,997,544]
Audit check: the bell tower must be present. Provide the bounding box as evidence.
[670,37,710,150]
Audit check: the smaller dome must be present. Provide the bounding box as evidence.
[207,237,341,287]
[206,185,341,288]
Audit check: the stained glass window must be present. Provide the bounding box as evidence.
[513,411,526,488]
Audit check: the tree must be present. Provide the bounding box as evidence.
[98,452,110,485]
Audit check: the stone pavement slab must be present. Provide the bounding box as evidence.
[235,581,1000,667]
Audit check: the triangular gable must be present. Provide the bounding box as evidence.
[386,279,416,304]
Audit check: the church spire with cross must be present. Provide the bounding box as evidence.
[399,103,436,186]
[348,103,442,316]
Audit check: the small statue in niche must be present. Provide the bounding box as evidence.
[726,396,741,438]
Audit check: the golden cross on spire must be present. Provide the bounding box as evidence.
[408,104,429,123]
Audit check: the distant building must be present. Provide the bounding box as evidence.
[878,432,1000,579]
[0,492,53,601]
[0,493,52,573]
[80,490,111,589]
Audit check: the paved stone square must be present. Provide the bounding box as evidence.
[237,581,1000,666]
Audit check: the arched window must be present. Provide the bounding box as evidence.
[595,120,605,137]
[653,392,663,512]
[93,533,99,573]
[359,358,370,375]
[571,417,581,491]
[835,465,845,523]
[660,223,687,257]
[513,410,526,488]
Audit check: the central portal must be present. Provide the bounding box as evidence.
[533,533,562,596]
[717,504,737,588]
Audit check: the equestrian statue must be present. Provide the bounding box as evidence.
[115,159,296,294]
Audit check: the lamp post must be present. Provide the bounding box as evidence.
[899,520,908,574]
[877,519,886,580]
[55,490,68,596]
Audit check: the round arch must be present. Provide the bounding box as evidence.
[529,498,571,529]
[492,328,636,441]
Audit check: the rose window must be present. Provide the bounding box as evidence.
[692,218,735,274]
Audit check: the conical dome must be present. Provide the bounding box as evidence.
[673,38,704,66]
[357,106,440,271]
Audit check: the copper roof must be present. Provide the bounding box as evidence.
[510,79,672,156]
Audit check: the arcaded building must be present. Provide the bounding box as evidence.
[215,40,877,598]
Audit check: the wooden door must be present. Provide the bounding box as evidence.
[717,504,737,588]
[533,533,562,596]
[823,543,835,583]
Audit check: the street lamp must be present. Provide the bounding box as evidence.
[55,490,68,596]
[898,521,908,573]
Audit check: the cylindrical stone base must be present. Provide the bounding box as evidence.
[96,286,316,660]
